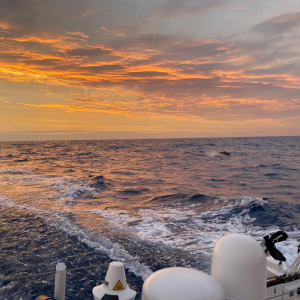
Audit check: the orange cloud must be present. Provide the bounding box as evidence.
[19,101,137,117]
[1,16,300,128]
[11,35,61,45]
[0,20,21,30]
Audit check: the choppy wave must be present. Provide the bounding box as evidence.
[0,194,152,281]
[0,194,15,207]
[91,196,268,251]
[49,213,153,280]
[0,168,33,175]
[1,137,300,299]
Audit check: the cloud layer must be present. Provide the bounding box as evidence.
[1,0,300,138]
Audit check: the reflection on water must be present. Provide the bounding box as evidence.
[0,137,300,299]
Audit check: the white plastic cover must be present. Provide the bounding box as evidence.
[211,233,267,300]
[141,267,225,300]
[93,262,136,300]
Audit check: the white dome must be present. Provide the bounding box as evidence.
[142,267,225,300]
[211,234,267,300]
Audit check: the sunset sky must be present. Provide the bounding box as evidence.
[1,0,300,141]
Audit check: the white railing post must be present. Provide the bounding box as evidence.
[54,263,66,300]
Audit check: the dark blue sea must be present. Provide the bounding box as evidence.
[0,137,299,299]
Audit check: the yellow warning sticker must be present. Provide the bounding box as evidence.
[113,280,124,290]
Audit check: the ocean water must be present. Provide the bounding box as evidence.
[0,136,299,299]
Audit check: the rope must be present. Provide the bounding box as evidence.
[284,253,300,276]
[2,243,299,282]
[65,246,213,273]
[0,246,214,282]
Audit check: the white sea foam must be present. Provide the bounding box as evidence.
[1,171,99,203]
[62,185,98,201]
[277,240,300,268]
[0,192,152,280]
[50,213,153,280]
[50,177,99,203]
[0,194,15,207]
[205,150,220,157]
[0,180,151,280]
[2,189,299,272]
[89,196,298,269]
[91,196,263,247]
